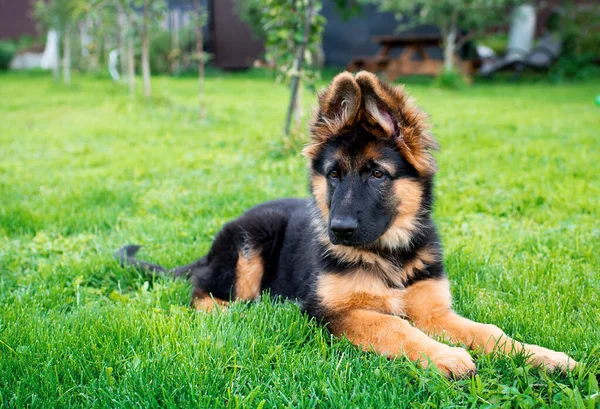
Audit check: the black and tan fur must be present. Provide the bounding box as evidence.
[116,71,577,378]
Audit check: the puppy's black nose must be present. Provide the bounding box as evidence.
[330,216,358,239]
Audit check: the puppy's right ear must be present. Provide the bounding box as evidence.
[305,72,361,158]
[318,71,362,126]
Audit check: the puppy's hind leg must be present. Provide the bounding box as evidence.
[189,208,290,311]
[191,287,230,312]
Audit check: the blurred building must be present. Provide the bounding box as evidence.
[0,0,38,40]
[0,0,585,70]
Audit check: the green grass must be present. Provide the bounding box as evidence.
[1,70,599,408]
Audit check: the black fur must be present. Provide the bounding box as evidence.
[116,125,445,320]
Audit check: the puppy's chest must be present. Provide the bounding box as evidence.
[316,244,436,316]
[316,267,408,317]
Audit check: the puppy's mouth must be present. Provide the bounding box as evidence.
[328,231,374,247]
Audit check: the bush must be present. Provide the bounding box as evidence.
[433,70,468,89]
[148,29,172,75]
[0,41,16,70]
[550,5,600,81]
[148,27,200,75]
[550,53,599,81]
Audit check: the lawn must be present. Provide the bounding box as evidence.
[0,71,599,408]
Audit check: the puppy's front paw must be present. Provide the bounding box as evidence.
[425,346,477,379]
[523,344,577,373]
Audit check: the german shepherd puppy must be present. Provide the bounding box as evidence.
[117,71,577,378]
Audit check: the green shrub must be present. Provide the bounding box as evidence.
[550,5,600,81]
[148,27,199,75]
[148,29,172,75]
[0,41,16,70]
[433,69,468,89]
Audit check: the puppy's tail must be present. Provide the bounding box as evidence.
[115,244,199,279]
[115,244,168,273]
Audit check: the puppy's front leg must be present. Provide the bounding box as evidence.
[404,278,577,372]
[329,309,476,378]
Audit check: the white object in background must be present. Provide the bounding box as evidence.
[476,45,496,60]
[109,49,121,81]
[506,4,536,61]
[40,30,59,70]
[10,52,43,69]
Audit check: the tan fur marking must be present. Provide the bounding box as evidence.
[401,246,437,283]
[235,249,264,300]
[361,142,382,162]
[317,240,436,288]
[311,174,330,220]
[378,179,423,249]
[358,143,397,175]
[321,239,392,267]
[317,272,404,316]
[192,293,229,312]
[405,278,577,372]
[332,149,351,171]
[328,309,476,378]
[375,160,396,176]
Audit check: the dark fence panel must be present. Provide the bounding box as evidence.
[213,0,263,69]
[0,0,38,40]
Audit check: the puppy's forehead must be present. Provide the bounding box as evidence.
[324,136,398,172]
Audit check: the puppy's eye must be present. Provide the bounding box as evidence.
[371,169,384,179]
[329,170,339,179]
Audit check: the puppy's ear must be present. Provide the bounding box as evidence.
[355,71,397,137]
[355,71,439,176]
[318,71,362,126]
[305,72,361,158]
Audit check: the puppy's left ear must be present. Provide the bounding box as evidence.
[355,71,439,177]
[355,71,398,137]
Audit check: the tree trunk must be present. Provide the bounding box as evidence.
[104,32,112,67]
[89,17,99,73]
[443,12,458,73]
[117,7,127,80]
[142,0,152,98]
[284,0,315,136]
[63,24,71,85]
[443,32,456,73]
[127,35,135,97]
[294,80,302,127]
[53,60,60,82]
[194,0,205,119]
[52,31,60,82]
[79,21,87,59]
[171,9,180,75]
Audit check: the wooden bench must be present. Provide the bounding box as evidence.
[348,34,476,80]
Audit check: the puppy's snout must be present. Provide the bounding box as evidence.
[330,216,358,239]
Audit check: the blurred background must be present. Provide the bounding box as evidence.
[1,1,599,128]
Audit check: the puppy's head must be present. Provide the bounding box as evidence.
[305,71,438,248]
